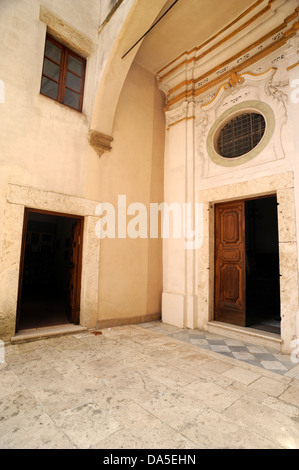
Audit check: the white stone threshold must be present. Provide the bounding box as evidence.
[207,321,282,351]
[11,324,88,344]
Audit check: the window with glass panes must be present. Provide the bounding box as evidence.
[40,35,86,112]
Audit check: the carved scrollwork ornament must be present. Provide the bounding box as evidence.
[165,101,188,129]
[224,72,245,90]
[194,67,288,176]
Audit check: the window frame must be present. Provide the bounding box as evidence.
[40,34,86,112]
[206,100,275,167]
[216,112,266,159]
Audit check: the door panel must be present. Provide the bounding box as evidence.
[15,209,29,333]
[67,221,82,324]
[215,201,246,326]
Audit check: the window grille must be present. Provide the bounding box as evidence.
[217,113,266,158]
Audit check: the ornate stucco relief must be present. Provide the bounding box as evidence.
[165,101,188,129]
[195,65,288,178]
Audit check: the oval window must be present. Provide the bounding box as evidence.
[216,112,266,159]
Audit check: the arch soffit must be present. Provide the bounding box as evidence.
[90,0,168,156]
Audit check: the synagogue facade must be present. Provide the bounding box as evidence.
[1,0,299,354]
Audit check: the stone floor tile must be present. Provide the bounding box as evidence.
[0,368,25,398]
[0,390,38,426]
[82,356,130,380]
[181,379,243,413]
[91,427,148,449]
[249,376,289,397]
[273,353,296,363]
[31,384,98,416]
[207,339,227,345]
[58,347,99,365]
[46,335,83,350]
[52,400,121,449]
[232,352,256,361]
[147,322,297,375]
[113,402,167,437]
[191,367,235,388]
[142,363,198,389]
[243,360,265,368]
[112,403,197,449]
[204,333,226,340]
[222,366,261,385]
[254,353,279,361]
[141,390,207,430]
[188,333,206,339]
[142,429,199,449]
[285,364,299,372]
[2,324,299,449]
[262,396,299,419]
[218,352,237,359]
[228,381,269,404]
[2,344,19,357]
[173,333,191,340]
[279,385,299,408]
[11,361,64,392]
[224,339,244,346]
[12,339,48,353]
[223,396,299,449]
[5,350,42,365]
[138,322,157,328]
[180,408,279,449]
[285,369,299,379]
[91,388,135,413]
[192,338,209,346]
[200,359,234,375]
[245,346,269,354]
[35,346,64,363]
[210,345,231,353]
[289,378,299,388]
[260,361,288,371]
[0,408,75,449]
[165,354,211,378]
[190,338,207,345]
[229,346,249,352]
[109,368,170,396]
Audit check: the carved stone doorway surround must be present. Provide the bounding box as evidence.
[0,184,100,341]
[197,171,299,354]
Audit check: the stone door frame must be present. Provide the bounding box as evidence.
[197,171,299,354]
[0,184,100,341]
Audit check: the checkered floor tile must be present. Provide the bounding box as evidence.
[139,321,299,379]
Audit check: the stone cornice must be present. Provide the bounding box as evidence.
[157,1,299,111]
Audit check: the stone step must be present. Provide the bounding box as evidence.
[207,321,282,352]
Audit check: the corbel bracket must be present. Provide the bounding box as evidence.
[88,129,113,157]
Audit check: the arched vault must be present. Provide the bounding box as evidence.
[89,0,168,156]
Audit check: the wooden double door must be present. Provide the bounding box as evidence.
[214,197,280,327]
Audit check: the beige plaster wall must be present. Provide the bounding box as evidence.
[0,1,102,340]
[94,61,165,326]
[0,0,165,339]
[0,0,100,244]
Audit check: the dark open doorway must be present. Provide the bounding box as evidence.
[16,209,83,331]
[214,195,281,334]
[245,196,281,334]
